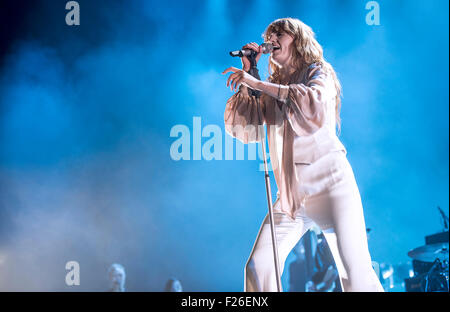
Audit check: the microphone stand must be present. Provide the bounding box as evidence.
[437,206,449,231]
[424,258,441,292]
[246,51,282,292]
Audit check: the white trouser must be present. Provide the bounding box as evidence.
[244,151,384,292]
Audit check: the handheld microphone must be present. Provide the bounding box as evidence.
[229,43,278,57]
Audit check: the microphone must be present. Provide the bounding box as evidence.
[229,43,278,57]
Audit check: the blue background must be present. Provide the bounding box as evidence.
[0,0,448,291]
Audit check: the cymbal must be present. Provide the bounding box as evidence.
[408,243,449,262]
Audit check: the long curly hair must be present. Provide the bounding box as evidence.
[263,17,342,133]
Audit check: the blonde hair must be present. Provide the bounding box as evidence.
[263,17,342,133]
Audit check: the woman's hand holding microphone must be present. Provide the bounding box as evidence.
[222,42,262,92]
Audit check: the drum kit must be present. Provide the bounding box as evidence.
[378,207,449,292]
[404,207,449,292]
[404,233,448,292]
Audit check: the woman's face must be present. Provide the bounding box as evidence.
[267,30,295,68]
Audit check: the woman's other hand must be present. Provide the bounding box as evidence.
[222,67,260,92]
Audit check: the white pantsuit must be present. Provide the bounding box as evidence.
[224,61,384,292]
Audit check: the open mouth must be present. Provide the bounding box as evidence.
[271,44,281,52]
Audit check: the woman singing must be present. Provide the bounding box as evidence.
[222,17,384,292]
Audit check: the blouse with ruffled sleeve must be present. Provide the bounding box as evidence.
[223,85,266,144]
[276,63,335,137]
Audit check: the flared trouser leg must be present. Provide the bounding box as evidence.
[244,211,314,292]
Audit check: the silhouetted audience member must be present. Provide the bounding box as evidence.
[164,277,183,292]
[108,263,126,292]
